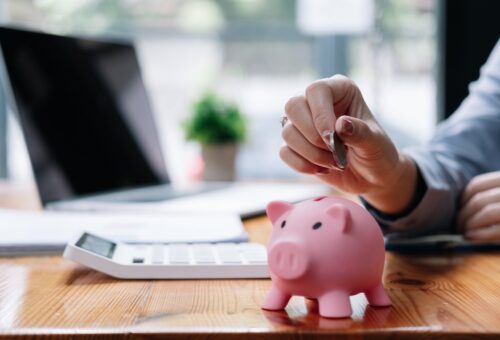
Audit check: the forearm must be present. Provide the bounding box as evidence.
[362,40,500,236]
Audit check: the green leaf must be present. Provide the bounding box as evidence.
[183,92,247,145]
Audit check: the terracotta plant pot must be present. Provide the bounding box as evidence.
[201,143,237,181]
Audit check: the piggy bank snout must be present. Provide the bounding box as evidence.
[268,241,309,280]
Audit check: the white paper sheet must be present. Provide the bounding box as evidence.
[0,209,247,255]
[50,182,330,218]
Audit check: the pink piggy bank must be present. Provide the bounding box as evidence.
[261,196,391,318]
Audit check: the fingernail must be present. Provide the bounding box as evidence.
[328,162,346,172]
[321,130,333,148]
[315,167,331,175]
[341,118,354,136]
[465,231,476,239]
[330,163,342,170]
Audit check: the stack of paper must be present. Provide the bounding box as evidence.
[0,209,247,256]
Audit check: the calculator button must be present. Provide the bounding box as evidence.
[151,245,164,264]
[195,257,216,264]
[245,257,267,264]
[168,244,191,264]
[239,244,267,264]
[168,255,190,264]
[193,244,216,264]
[216,245,243,264]
[169,258,190,264]
[243,252,267,263]
[132,258,144,264]
[220,256,243,264]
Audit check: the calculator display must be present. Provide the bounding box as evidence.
[75,233,116,258]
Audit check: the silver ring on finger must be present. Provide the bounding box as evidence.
[280,115,289,128]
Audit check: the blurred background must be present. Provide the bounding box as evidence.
[0,0,497,186]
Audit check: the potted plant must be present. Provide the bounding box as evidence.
[183,93,247,181]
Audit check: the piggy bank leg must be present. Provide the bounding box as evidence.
[261,284,291,311]
[365,282,391,307]
[317,291,352,318]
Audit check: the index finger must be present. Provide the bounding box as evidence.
[305,75,356,145]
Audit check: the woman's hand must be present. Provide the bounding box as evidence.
[458,171,500,241]
[280,75,417,214]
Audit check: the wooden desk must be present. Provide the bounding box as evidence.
[1,183,500,339]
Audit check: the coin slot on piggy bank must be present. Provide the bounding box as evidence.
[261,196,391,318]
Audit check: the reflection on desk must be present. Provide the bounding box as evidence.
[1,184,500,338]
[2,248,500,338]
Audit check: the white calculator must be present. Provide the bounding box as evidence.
[64,232,269,279]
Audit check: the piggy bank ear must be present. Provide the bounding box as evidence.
[326,204,351,233]
[266,201,294,224]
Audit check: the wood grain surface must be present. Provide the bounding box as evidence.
[1,182,500,339]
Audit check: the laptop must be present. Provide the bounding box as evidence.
[0,26,327,217]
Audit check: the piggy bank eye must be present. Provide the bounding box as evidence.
[312,222,322,230]
[281,220,286,228]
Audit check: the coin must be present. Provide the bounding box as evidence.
[330,130,347,170]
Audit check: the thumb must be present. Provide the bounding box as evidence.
[335,116,383,151]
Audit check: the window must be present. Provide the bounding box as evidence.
[2,0,437,183]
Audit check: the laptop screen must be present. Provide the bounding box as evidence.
[0,27,169,204]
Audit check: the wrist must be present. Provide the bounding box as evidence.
[362,153,417,214]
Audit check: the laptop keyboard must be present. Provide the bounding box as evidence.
[99,183,232,203]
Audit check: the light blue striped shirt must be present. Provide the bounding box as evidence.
[370,39,500,236]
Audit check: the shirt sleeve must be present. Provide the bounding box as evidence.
[364,39,500,237]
